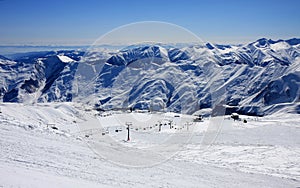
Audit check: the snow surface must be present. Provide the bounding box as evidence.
[0,103,299,187]
[57,55,74,63]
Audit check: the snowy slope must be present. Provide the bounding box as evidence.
[0,51,83,103]
[57,55,75,63]
[88,39,300,115]
[0,103,299,187]
[1,38,300,115]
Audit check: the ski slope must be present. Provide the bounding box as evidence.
[0,103,299,187]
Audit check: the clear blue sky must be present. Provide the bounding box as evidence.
[0,0,299,45]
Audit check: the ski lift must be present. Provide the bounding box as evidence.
[115,127,122,132]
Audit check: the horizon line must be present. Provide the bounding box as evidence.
[0,37,299,48]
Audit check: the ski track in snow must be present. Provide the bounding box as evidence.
[0,103,299,187]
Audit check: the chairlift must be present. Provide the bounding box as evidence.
[115,127,122,132]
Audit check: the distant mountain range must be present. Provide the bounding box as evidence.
[1,38,299,116]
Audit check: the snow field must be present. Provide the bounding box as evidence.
[0,103,299,187]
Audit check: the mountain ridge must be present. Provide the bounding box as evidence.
[0,38,299,115]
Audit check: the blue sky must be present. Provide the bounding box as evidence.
[0,0,299,45]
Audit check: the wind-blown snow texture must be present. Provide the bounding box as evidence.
[0,103,299,187]
[1,38,299,115]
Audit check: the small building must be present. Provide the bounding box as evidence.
[231,113,239,121]
[193,115,203,122]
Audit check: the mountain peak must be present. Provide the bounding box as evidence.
[1,38,299,115]
[285,38,300,46]
[253,38,300,47]
[205,43,215,50]
[253,38,270,47]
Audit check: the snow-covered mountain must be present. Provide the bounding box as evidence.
[1,38,299,115]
